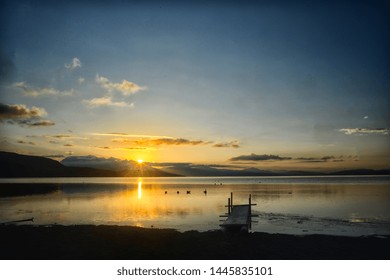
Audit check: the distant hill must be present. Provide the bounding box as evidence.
[1,151,389,177]
[0,151,178,177]
[0,151,68,177]
[158,163,390,177]
[329,169,390,176]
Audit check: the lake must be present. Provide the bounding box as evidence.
[1,176,389,236]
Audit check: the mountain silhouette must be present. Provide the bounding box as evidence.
[0,151,389,177]
[0,151,177,177]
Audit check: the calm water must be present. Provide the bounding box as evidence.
[1,176,390,236]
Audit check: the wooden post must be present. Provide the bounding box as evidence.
[249,194,252,230]
[227,198,231,215]
[230,192,233,212]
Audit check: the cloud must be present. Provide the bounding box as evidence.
[321,156,335,161]
[17,140,35,145]
[13,82,74,97]
[213,141,240,148]
[50,134,72,139]
[132,138,210,146]
[83,96,134,108]
[94,132,173,138]
[339,128,390,135]
[107,134,240,149]
[22,120,55,127]
[230,153,292,161]
[296,155,353,163]
[96,74,146,96]
[78,77,85,84]
[65,57,81,70]
[0,103,55,127]
[0,103,47,119]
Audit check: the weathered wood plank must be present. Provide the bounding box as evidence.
[221,205,250,226]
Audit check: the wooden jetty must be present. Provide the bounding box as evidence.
[220,192,257,233]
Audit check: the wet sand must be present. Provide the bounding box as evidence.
[0,225,389,260]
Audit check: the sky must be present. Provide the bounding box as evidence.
[0,0,389,171]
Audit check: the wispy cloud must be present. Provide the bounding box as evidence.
[50,134,72,139]
[22,120,55,127]
[96,74,146,96]
[133,138,210,146]
[13,82,74,97]
[65,57,81,70]
[94,132,240,149]
[230,154,356,163]
[339,128,390,135]
[296,156,345,163]
[230,154,292,161]
[213,141,240,148]
[17,140,35,145]
[83,96,134,108]
[93,132,173,138]
[93,146,148,151]
[0,103,55,127]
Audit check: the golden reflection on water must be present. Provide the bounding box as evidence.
[137,179,142,200]
[103,183,215,227]
[1,180,389,233]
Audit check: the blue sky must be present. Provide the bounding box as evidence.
[0,0,389,171]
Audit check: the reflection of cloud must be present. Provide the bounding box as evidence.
[230,153,292,161]
[0,103,55,127]
[65,57,81,70]
[83,96,134,108]
[13,82,74,97]
[96,74,146,96]
[339,128,390,135]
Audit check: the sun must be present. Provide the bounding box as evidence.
[137,159,144,164]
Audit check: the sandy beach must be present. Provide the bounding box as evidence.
[0,225,389,260]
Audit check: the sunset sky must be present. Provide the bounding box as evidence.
[0,0,389,171]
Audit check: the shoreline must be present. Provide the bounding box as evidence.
[0,225,389,260]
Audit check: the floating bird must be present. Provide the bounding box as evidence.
[203,189,207,195]
[177,191,180,194]
[164,191,168,194]
[186,191,191,194]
